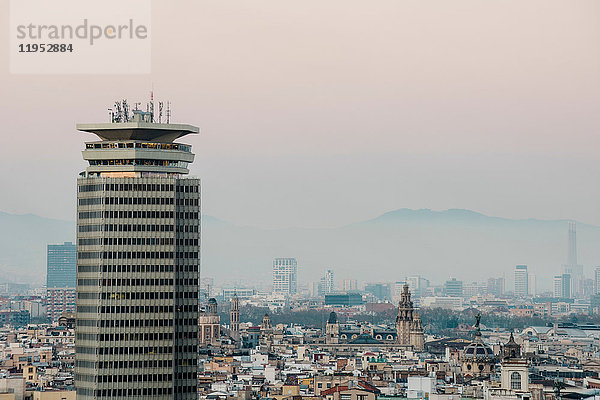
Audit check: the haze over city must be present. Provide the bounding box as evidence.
[1,0,600,229]
[2,2,600,399]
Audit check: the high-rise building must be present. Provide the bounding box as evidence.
[487,277,505,297]
[272,258,297,295]
[46,242,77,322]
[561,274,572,299]
[595,267,600,294]
[365,283,392,301]
[75,107,200,399]
[318,269,334,296]
[528,273,536,296]
[47,242,77,288]
[47,288,75,322]
[514,265,528,297]
[563,222,584,297]
[341,279,358,292]
[445,278,463,297]
[553,275,563,298]
[406,275,430,298]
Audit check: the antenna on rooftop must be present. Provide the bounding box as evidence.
[122,100,130,122]
[113,101,123,123]
[149,94,155,123]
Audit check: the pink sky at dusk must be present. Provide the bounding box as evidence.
[0,0,599,228]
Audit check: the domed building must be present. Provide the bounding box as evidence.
[461,314,496,377]
[199,298,221,346]
[326,311,340,344]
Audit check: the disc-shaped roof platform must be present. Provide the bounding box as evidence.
[77,121,199,142]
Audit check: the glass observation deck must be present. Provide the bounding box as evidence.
[85,141,192,153]
[78,112,199,177]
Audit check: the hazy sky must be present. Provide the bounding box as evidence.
[1,0,599,228]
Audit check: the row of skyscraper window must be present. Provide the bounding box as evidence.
[80,304,197,313]
[99,250,199,259]
[98,374,174,383]
[75,318,179,328]
[77,386,196,397]
[77,277,196,286]
[79,237,182,246]
[78,196,199,205]
[103,264,198,273]
[77,264,199,274]
[88,159,188,168]
[76,291,178,300]
[98,318,196,327]
[99,345,174,355]
[100,277,198,286]
[79,224,176,233]
[79,210,200,219]
[85,141,191,152]
[76,359,173,369]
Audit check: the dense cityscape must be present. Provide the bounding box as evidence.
[1,106,600,400]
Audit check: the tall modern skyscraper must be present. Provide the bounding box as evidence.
[487,277,505,297]
[272,258,297,295]
[514,265,528,297]
[561,274,572,298]
[319,269,334,295]
[528,273,536,296]
[47,242,77,288]
[46,242,77,321]
[75,106,200,399]
[563,222,584,298]
[553,275,563,298]
[595,267,600,295]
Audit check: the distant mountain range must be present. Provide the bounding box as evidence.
[1,209,598,290]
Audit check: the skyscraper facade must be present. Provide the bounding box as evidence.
[563,222,584,297]
[553,275,563,298]
[75,108,200,399]
[47,242,77,322]
[47,242,77,288]
[595,267,600,295]
[561,274,572,299]
[272,258,297,295]
[514,265,528,297]
[319,269,334,296]
[487,277,505,297]
[445,278,463,297]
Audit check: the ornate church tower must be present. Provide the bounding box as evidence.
[396,284,424,350]
[230,294,240,341]
[325,311,340,344]
[410,313,425,350]
[396,285,414,345]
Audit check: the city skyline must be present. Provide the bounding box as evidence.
[2,1,600,400]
